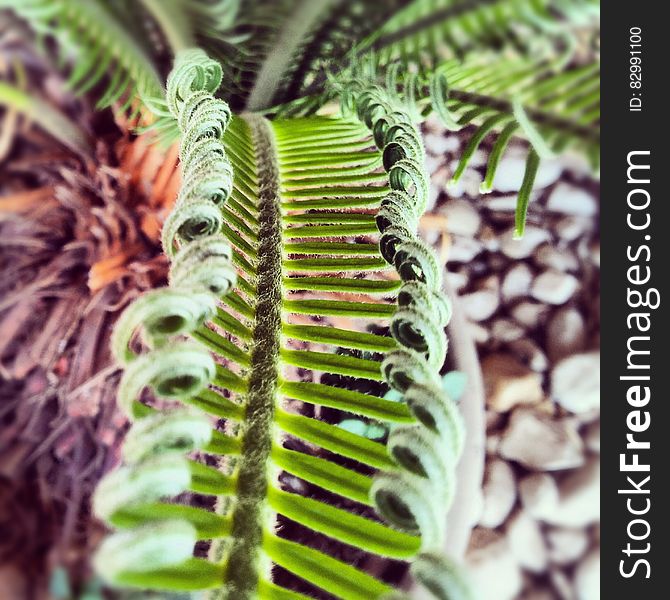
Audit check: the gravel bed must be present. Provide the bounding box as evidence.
[423,116,600,600]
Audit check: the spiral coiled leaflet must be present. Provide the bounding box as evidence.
[162,49,233,258]
[94,50,236,585]
[344,82,472,598]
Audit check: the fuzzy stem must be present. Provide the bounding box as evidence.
[222,114,283,599]
[245,0,334,112]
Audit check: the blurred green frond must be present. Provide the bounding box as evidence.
[352,0,600,67]
[427,53,600,234]
[2,0,164,111]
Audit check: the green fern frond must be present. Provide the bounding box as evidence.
[352,0,600,67]
[93,51,471,599]
[0,81,92,155]
[2,0,164,111]
[426,54,600,235]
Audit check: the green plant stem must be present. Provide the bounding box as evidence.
[140,0,196,53]
[0,82,92,156]
[223,113,283,599]
[246,0,334,112]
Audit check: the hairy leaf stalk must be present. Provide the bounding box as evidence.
[224,113,282,599]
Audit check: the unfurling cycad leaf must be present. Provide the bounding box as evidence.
[93,50,471,600]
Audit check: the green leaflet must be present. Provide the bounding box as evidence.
[95,50,470,600]
[3,0,163,111]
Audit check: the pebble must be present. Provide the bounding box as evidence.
[506,511,548,573]
[508,339,549,372]
[483,353,543,412]
[461,168,485,198]
[500,226,551,259]
[460,288,499,322]
[551,352,600,414]
[531,269,579,305]
[446,163,483,198]
[486,432,501,455]
[549,457,600,528]
[555,215,592,242]
[424,154,443,174]
[533,244,579,272]
[574,549,599,600]
[468,149,488,169]
[501,263,533,303]
[479,458,517,528]
[547,183,598,217]
[510,301,549,330]
[519,472,559,514]
[466,530,523,600]
[485,193,528,211]
[547,527,589,565]
[445,269,469,292]
[493,154,562,193]
[550,568,574,600]
[490,318,525,343]
[479,225,500,252]
[449,235,485,262]
[466,321,490,344]
[424,132,459,155]
[443,199,482,236]
[523,591,556,600]
[546,308,587,362]
[589,241,600,267]
[499,408,584,471]
[585,421,600,453]
[427,183,441,212]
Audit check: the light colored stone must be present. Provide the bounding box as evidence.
[485,193,539,211]
[508,339,549,372]
[486,432,501,455]
[466,530,523,600]
[547,527,589,565]
[479,459,517,528]
[506,511,548,573]
[523,591,556,600]
[462,168,485,198]
[424,154,442,174]
[531,269,579,305]
[533,244,579,272]
[551,352,600,414]
[479,224,500,252]
[550,457,600,528]
[460,288,499,322]
[555,216,592,242]
[510,301,549,330]
[501,263,533,303]
[574,549,599,600]
[466,321,490,344]
[500,226,551,259]
[546,308,587,362]
[547,183,598,217]
[499,408,584,471]
[483,354,543,412]
[493,154,562,192]
[550,568,574,600]
[585,420,600,453]
[589,241,600,267]
[468,149,488,169]
[445,269,468,292]
[520,473,560,520]
[427,183,441,212]
[424,132,459,155]
[449,235,484,262]
[490,318,525,343]
[442,199,482,236]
